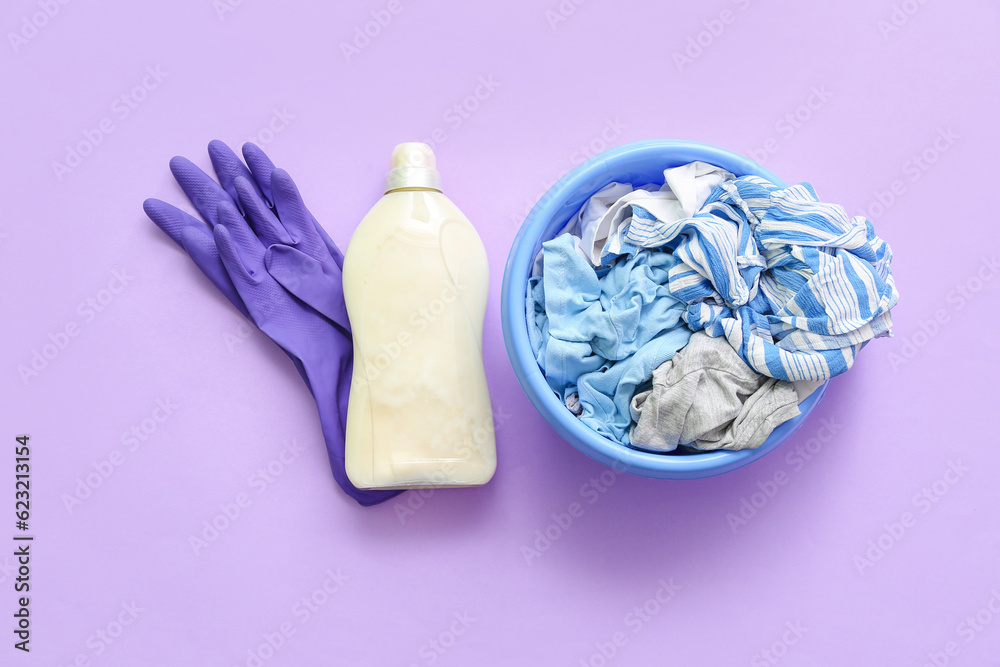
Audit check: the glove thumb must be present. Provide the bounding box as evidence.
[265,244,351,335]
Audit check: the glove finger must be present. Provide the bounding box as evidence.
[208,139,271,213]
[178,227,251,318]
[143,197,206,249]
[315,221,346,271]
[144,198,250,318]
[271,168,329,259]
[243,144,345,269]
[234,176,293,247]
[169,156,233,227]
[265,244,351,334]
[242,142,277,203]
[215,200,267,284]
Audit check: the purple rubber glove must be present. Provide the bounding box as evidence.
[143,141,400,507]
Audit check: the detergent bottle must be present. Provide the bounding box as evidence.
[343,143,496,489]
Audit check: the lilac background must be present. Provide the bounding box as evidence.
[2,0,999,665]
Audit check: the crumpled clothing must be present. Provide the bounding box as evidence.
[565,392,583,416]
[629,332,801,452]
[612,175,898,381]
[527,233,692,445]
[530,161,733,276]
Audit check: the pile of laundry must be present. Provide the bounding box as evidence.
[526,162,898,453]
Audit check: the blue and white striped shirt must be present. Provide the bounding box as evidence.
[620,176,898,381]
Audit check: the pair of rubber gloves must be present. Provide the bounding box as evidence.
[143,141,400,507]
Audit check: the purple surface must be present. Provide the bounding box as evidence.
[3,1,999,665]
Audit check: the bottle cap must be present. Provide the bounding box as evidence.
[385,142,442,193]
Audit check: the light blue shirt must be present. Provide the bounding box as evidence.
[527,233,692,444]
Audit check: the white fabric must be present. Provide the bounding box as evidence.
[529,161,733,275]
[585,161,733,266]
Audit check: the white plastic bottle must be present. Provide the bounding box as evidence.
[343,143,496,489]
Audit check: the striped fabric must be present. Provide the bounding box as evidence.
[620,176,898,381]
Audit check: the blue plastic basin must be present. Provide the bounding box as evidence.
[500,139,829,480]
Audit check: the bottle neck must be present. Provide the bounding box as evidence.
[385,185,443,194]
[384,166,441,194]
